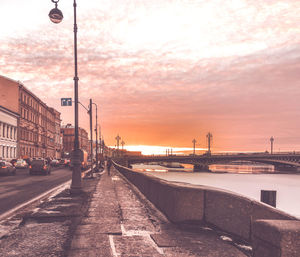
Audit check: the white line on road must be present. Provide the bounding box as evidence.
[109,235,119,257]
[0,179,71,223]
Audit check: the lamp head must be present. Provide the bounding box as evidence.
[49,0,63,24]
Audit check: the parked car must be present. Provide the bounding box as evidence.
[60,158,70,167]
[29,159,51,175]
[0,161,16,176]
[10,159,18,167]
[50,159,60,167]
[15,159,29,169]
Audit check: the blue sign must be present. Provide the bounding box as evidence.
[61,98,72,106]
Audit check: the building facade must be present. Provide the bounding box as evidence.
[0,75,62,159]
[61,124,89,156]
[0,106,18,160]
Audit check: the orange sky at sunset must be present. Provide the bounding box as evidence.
[1,0,300,154]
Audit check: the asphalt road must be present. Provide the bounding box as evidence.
[0,166,72,216]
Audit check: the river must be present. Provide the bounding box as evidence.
[132,163,300,218]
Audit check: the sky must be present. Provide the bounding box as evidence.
[0,0,300,154]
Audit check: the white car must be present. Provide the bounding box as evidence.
[15,159,29,169]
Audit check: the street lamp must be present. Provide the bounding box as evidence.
[92,103,99,171]
[49,0,63,23]
[49,0,82,193]
[270,136,274,154]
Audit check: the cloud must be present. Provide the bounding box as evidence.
[1,0,300,150]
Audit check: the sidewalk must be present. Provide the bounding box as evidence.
[68,167,249,257]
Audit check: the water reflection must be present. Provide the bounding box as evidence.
[132,162,274,174]
[209,163,274,173]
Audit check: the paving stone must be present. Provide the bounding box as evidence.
[68,248,112,257]
[113,235,162,256]
[70,234,110,250]
[66,167,248,257]
[76,222,122,235]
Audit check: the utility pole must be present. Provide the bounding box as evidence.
[206,132,213,155]
[89,99,93,172]
[94,125,98,171]
[99,126,102,157]
[192,139,197,156]
[270,136,274,154]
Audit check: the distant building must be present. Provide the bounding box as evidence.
[0,75,62,159]
[61,124,89,156]
[0,106,19,160]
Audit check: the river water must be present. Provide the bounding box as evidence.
[132,163,300,217]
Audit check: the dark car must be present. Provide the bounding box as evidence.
[29,159,51,175]
[0,161,16,176]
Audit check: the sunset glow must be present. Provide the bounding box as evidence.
[1,0,300,152]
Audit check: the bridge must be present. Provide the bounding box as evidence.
[122,152,300,172]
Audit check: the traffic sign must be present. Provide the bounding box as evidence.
[61,98,72,106]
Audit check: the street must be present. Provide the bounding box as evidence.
[0,166,72,216]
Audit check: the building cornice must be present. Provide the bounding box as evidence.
[0,105,19,118]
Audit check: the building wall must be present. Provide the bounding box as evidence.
[0,106,18,160]
[19,86,59,158]
[0,75,61,159]
[61,126,89,155]
[0,76,19,114]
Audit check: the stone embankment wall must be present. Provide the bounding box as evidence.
[113,162,300,257]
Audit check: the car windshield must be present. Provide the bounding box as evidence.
[17,160,24,163]
[0,162,5,166]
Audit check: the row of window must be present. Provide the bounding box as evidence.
[0,122,17,140]
[21,93,57,129]
[20,129,56,147]
[20,107,55,130]
[20,146,38,158]
[0,145,17,159]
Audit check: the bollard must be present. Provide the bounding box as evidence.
[260,190,276,207]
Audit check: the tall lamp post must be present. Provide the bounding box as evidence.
[89,99,93,172]
[49,0,82,193]
[92,103,99,171]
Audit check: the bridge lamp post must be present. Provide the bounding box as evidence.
[206,132,213,155]
[115,134,121,156]
[49,0,82,193]
[270,136,274,154]
[192,139,197,156]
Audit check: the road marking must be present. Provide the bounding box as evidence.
[0,180,71,222]
[109,235,118,257]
